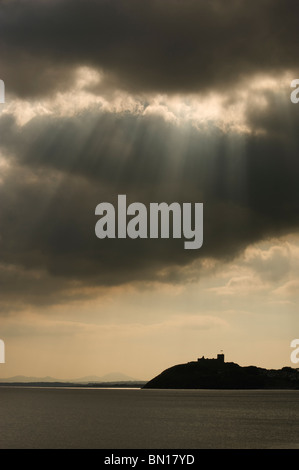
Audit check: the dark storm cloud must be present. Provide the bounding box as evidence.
[1,0,299,98]
[1,0,299,307]
[1,85,299,307]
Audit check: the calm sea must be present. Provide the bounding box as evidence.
[0,387,298,449]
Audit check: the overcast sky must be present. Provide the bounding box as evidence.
[0,0,299,380]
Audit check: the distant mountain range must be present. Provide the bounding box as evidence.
[0,372,142,384]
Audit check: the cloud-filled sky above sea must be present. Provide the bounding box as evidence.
[0,0,299,379]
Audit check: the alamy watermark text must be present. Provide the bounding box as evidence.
[95,195,203,250]
[0,339,5,364]
[291,339,299,364]
[0,80,5,104]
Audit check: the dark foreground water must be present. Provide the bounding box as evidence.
[0,387,298,449]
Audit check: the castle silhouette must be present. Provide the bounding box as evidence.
[198,353,225,363]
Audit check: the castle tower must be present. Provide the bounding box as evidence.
[217,352,225,363]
